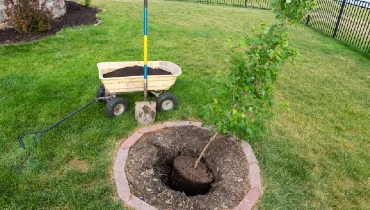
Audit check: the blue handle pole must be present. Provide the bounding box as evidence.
[143,0,148,100]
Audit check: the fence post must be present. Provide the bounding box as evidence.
[333,0,347,38]
[306,15,311,25]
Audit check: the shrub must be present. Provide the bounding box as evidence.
[3,0,53,33]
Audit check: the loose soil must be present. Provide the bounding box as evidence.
[0,1,100,44]
[125,125,250,210]
[103,66,172,78]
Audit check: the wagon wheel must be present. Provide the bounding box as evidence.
[106,97,129,118]
[156,92,178,112]
[96,85,106,102]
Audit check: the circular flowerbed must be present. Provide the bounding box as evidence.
[119,123,253,209]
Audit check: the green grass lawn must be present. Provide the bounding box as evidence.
[1,0,369,209]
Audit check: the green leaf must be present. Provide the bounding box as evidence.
[247,127,253,135]
[232,109,238,115]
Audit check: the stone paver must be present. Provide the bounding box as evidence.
[137,124,165,134]
[114,149,131,201]
[163,121,194,127]
[241,142,259,164]
[114,121,262,210]
[248,163,262,192]
[120,132,143,150]
[233,188,262,210]
[126,195,157,210]
[189,121,203,127]
[163,121,203,128]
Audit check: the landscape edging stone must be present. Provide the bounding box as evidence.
[113,121,262,210]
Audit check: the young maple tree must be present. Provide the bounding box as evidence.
[195,0,317,169]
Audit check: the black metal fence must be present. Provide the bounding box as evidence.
[306,0,370,54]
[167,0,370,55]
[168,0,271,10]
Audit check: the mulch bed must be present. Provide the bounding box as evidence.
[103,66,172,78]
[0,1,100,44]
[125,125,250,210]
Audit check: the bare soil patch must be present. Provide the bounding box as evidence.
[67,158,89,172]
[103,66,172,78]
[125,125,250,210]
[0,1,100,44]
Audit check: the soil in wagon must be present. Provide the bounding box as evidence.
[125,125,250,210]
[103,66,172,78]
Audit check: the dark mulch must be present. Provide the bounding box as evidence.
[103,66,173,78]
[0,1,100,44]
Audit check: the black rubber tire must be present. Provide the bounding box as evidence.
[156,92,178,112]
[106,97,129,118]
[96,85,106,102]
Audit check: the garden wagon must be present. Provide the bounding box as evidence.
[96,61,182,118]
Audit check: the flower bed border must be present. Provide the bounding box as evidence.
[113,121,262,210]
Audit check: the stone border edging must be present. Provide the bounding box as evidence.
[113,121,262,210]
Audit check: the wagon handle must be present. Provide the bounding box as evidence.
[17,98,104,149]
